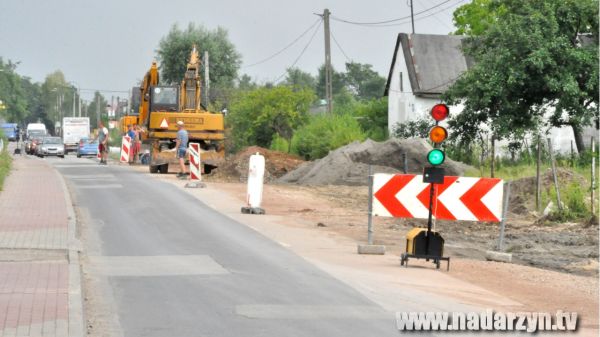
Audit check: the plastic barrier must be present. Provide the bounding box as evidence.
[241,153,265,214]
[120,136,132,163]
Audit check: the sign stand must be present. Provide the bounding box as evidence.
[357,165,385,255]
[400,169,450,270]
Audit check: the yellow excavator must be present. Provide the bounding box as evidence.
[138,47,225,173]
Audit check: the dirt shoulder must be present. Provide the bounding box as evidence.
[204,178,599,331]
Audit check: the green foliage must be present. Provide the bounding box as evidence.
[544,182,590,222]
[283,68,316,92]
[392,117,433,139]
[351,97,388,141]
[269,133,290,153]
[445,0,599,153]
[156,23,242,88]
[108,127,122,147]
[0,140,11,191]
[0,58,30,123]
[316,65,346,99]
[237,74,258,91]
[343,62,386,100]
[227,86,314,151]
[452,0,506,36]
[85,91,108,130]
[291,114,366,160]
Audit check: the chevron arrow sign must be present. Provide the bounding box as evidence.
[372,174,504,222]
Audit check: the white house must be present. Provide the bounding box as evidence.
[383,33,596,153]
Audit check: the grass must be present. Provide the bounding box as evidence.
[465,158,598,222]
[0,143,12,191]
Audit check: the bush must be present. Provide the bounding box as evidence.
[544,182,591,221]
[269,134,290,153]
[0,144,12,191]
[291,114,366,160]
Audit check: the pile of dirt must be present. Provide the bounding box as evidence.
[212,146,305,182]
[278,138,472,186]
[508,168,588,216]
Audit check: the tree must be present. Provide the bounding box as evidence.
[85,91,108,129]
[316,65,345,99]
[156,23,242,89]
[353,97,388,141]
[452,0,506,36]
[227,86,315,151]
[237,74,257,91]
[291,113,366,160]
[0,58,29,123]
[343,62,386,100]
[282,68,316,92]
[444,0,598,152]
[40,71,77,133]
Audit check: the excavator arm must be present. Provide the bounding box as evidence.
[180,46,202,112]
[139,61,160,127]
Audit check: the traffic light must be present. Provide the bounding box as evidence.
[427,104,449,166]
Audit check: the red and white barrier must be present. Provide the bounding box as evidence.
[188,143,201,181]
[120,136,132,163]
[373,174,504,222]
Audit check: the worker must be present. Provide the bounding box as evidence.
[90,121,109,165]
[175,121,189,178]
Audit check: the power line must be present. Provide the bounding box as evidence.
[243,18,321,68]
[331,0,452,26]
[330,30,352,62]
[273,19,323,83]
[372,0,466,27]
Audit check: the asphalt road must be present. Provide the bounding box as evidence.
[50,156,404,337]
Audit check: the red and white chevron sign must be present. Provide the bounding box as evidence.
[373,174,504,222]
[188,142,201,181]
[120,136,132,163]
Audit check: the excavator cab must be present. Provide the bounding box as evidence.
[149,86,179,112]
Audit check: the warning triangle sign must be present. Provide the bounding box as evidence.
[159,118,169,128]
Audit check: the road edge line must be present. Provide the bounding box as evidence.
[54,167,85,337]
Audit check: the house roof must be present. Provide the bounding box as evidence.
[384,33,469,97]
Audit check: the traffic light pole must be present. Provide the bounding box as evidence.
[425,181,435,259]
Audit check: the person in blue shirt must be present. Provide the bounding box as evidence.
[175,121,189,178]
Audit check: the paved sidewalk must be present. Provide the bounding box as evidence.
[0,150,80,337]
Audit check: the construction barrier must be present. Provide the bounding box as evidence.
[188,143,201,181]
[120,136,132,163]
[242,153,265,214]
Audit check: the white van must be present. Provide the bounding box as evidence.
[26,123,47,139]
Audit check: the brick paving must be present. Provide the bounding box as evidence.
[0,152,73,337]
[0,156,68,250]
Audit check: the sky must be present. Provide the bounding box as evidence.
[0,0,464,101]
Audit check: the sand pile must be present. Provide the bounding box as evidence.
[278,138,472,186]
[214,146,305,182]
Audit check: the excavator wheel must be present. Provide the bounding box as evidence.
[159,163,169,174]
[149,165,159,174]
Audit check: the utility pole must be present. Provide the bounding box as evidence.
[204,51,210,108]
[72,88,76,117]
[410,0,415,34]
[96,94,100,127]
[323,8,333,114]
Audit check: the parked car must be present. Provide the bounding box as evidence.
[76,137,98,158]
[36,137,65,158]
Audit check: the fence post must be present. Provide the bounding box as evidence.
[497,181,511,251]
[547,138,563,211]
[536,134,542,213]
[402,153,408,174]
[592,137,596,216]
[367,165,374,245]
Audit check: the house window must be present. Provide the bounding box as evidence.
[399,72,403,92]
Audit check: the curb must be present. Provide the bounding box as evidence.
[54,167,85,337]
